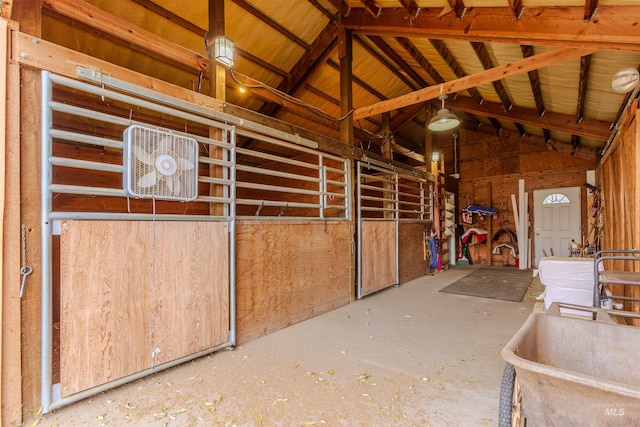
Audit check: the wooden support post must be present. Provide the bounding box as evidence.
[2,20,24,426]
[11,0,42,421]
[338,25,353,146]
[337,24,356,301]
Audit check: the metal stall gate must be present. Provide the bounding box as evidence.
[357,159,433,299]
[40,70,237,412]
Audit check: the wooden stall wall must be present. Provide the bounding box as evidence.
[600,106,640,320]
[59,221,230,396]
[398,222,429,283]
[458,129,596,267]
[235,221,352,344]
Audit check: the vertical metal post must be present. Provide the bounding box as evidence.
[228,127,237,346]
[394,173,399,285]
[356,163,362,299]
[40,71,54,412]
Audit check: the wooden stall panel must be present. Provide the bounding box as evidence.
[59,221,229,397]
[398,221,429,284]
[235,221,351,344]
[361,221,397,295]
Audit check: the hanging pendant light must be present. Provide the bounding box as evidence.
[428,93,460,132]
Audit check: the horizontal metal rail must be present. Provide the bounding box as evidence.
[236,147,319,170]
[50,157,123,173]
[237,164,320,183]
[50,212,232,221]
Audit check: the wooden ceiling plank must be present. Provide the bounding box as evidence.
[520,45,545,116]
[326,0,351,17]
[430,39,483,104]
[585,0,599,22]
[367,35,429,87]
[443,96,611,140]
[576,54,592,123]
[398,0,420,19]
[395,37,443,85]
[341,6,640,51]
[231,0,311,51]
[507,0,524,20]
[471,41,512,109]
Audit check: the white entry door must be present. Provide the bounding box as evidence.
[533,187,581,266]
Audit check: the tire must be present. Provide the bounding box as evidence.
[499,363,525,427]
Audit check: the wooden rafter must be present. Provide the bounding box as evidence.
[361,0,381,18]
[446,0,467,19]
[353,47,595,120]
[256,23,337,117]
[307,0,337,21]
[355,35,418,90]
[395,37,443,85]
[341,6,640,52]
[576,54,592,123]
[443,96,611,140]
[520,45,545,116]
[398,0,420,19]
[471,42,512,110]
[326,0,350,17]
[470,41,521,134]
[367,36,428,88]
[585,0,599,21]
[430,39,483,104]
[231,0,311,51]
[507,0,524,20]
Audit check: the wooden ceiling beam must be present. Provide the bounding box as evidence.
[520,45,545,116]
[395,37,443,85]
[307,0,337,21]
[585,0,599,22]
[446,0,468,19]
[341,6,640,51]
[360,0,381,18]
[398,0,420,19]
[355,35,419,90]
[431,39,483,104]
[231,0,311,51]
[576,54,592,124]
[443,95,611,140]
[471,41,512,109]
[507,0,524,20]
[326,0,351,17]
[367,35,429,88]
[353,47,593,120]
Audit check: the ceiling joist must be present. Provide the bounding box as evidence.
[341,6,640,51]
[354,47,594,120]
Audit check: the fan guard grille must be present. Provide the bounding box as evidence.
[123,125,199,201]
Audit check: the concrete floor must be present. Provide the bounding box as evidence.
[37,265,542,427]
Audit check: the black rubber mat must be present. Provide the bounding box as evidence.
[439,267,531,302]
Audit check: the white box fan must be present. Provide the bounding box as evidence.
[123,125,199,201]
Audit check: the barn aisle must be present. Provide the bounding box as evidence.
[37,265,540,427]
